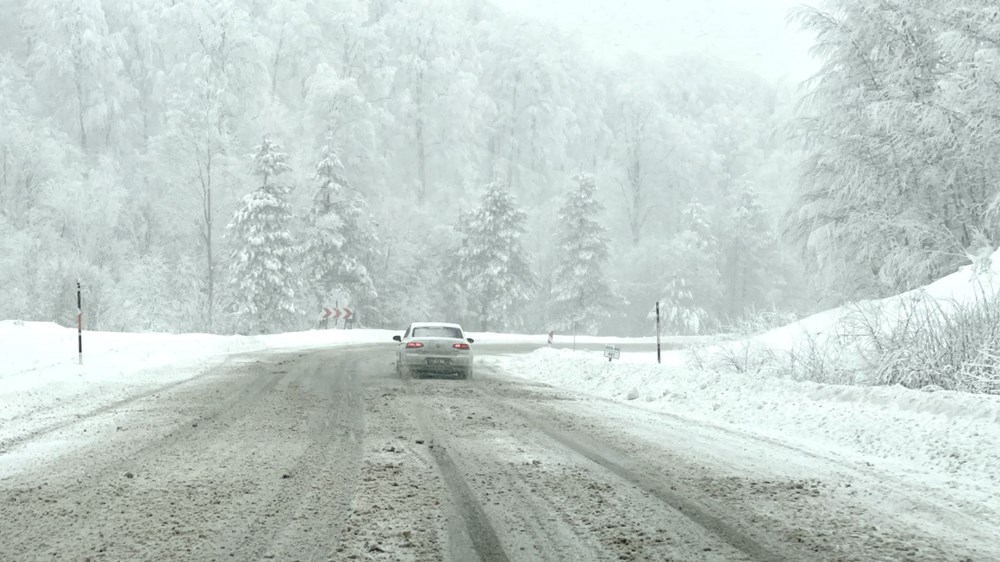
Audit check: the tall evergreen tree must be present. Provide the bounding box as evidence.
[658,201,722,335]
[335,191,381,324]
[722,182,778,317]
[549,174,621,335]
[302,133,380,325]
[303,136,347,309]
[227,134,299,333]
[457,179,536,332]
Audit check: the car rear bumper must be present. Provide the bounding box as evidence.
[401,355,473,373]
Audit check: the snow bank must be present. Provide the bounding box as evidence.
[486,348,1000,507]
[0,321,393,377]
[0,321,391,432]
[748,249,1000,354]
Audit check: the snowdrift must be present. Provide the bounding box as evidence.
[753,249,1000,352]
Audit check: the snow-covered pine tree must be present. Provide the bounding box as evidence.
[549,173,621,335]
[227,134,300,334]
[302,133,380,326]
[657,201,721,335]
[457,179,536,332]
[722,182,778,317]
[334,192,381,324]
[303,135,347,311]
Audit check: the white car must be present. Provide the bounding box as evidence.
[393,322,474,379]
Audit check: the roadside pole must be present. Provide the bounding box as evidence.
[656,301,661,364]
[77,281,83,365]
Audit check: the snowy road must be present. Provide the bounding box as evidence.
[0,345,993,561]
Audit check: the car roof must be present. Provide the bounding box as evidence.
[409,322,463,329]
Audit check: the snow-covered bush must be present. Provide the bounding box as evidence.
[693,307,868,386]
[841,288,1000,394]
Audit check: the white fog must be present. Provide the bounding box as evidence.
[495,0,818,81]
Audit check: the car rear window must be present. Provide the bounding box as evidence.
[411,326,464,339]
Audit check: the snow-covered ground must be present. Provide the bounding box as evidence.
[4,251,1000,520]
[0,320,396,406]
[486,251,1000,520]
[0,322,394,475]
[486,348,1000,512]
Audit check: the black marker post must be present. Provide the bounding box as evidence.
[77,281,83,365]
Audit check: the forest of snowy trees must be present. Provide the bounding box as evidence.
[0,0,998,336]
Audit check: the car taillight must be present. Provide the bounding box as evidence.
[405,341,424,349]
[453,343,470,350]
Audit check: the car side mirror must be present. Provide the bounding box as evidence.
[393,335,402,342]
[467,338,475,344]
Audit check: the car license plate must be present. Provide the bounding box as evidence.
[427,358,450,365]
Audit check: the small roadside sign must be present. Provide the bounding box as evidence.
[603,345,621,362]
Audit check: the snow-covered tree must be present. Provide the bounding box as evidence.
[722,182,778,317]
[156,81,237,331]
[23,0,131,154]
[548,174,622,334]
[334,191,381,324]
[790,1,1000,298]
[607,66,716,245]
[657,201,722,335]
[382,0,491,205]
[477,18,582,202]
[227,135,299,333]
[302,133,380,324]
[457,179,536,331]
[303,136,347,308]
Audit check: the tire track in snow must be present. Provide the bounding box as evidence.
[477,364,998,561]
[224,352,366,561]
[468,377,790,562]
[401,378,511,562]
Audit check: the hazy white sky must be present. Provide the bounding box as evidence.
[492,0,819,82]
